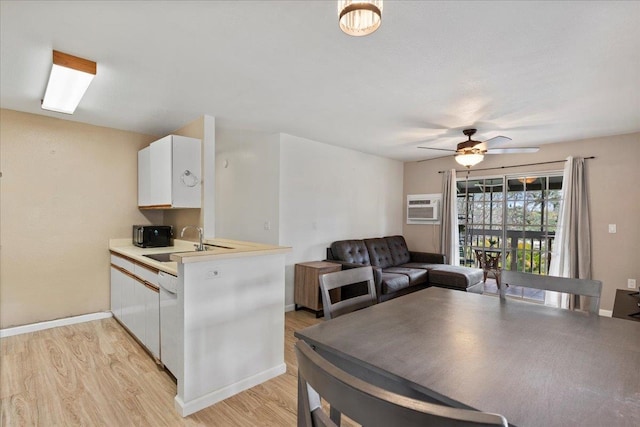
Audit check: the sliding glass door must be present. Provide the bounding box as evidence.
[457,173,563,299]
[504,176,563,275]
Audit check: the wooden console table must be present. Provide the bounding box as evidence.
[294,261,341,317]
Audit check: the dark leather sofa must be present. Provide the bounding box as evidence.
[326,235,484,302]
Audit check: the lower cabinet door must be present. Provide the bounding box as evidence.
[110,266,124,320]
[121,273,137,332]
[111,261,160,359]
[130,278,146,346]
[142,284,160,359]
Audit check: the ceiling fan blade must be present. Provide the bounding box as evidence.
[417,154,453,163]
[417,146,457,152]
[484,135,512,147]
[486,147,540,154]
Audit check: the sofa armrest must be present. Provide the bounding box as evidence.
[324,260,365,270]
[409,251,446,264]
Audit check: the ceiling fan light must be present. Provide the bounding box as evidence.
[455,152,484,168]
[338,1,383,36]
[42,50,96,114]
[518,177,537,184]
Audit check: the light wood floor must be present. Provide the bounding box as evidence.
[0,310,330,426]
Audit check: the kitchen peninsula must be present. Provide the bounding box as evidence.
[109,238,291,416]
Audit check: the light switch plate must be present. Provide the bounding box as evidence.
[628,279,637,289]
[608,224,617,233]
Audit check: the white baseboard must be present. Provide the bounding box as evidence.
[175,363,287,417]
[0,311,113,338]
[599,309,612,317]
[284,303,296,312]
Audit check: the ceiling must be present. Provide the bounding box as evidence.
[1,1,639,162]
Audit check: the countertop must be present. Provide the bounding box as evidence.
[109,238,291,275]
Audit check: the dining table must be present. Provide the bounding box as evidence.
[294,287,640,426]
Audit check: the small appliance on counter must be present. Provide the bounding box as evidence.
[132,225,174,248]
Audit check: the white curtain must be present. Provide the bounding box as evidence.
[546,156,591,309]
[440,169,460,265]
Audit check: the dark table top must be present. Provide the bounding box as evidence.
[295,287,640,426]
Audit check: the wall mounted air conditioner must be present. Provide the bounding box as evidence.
[407,194,441,224]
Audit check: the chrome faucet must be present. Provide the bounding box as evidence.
[181,225,204,251]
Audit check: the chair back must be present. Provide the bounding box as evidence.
[500,270,602,314]
[295,340,509,427]
[319,267,376,320]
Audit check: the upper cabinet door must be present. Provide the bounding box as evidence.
[171,135,201,208]
[139,135,201,209]
[150,136,173,207]
[137,146,151,207]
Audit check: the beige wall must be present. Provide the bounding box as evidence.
[403,132,640,312]
[0,109,160,328]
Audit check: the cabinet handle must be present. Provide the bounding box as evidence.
[111,264,159,292]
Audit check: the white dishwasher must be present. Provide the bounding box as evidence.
[158,271,178,377]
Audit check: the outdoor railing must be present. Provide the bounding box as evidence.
[460,229,555,275]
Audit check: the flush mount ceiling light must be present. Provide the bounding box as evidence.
[338,0,383,36]
[455,150,485,168]
[41,50,96,114]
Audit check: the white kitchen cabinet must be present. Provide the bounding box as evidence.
[119,270,139,338]
[110,266,124,320]
[138,135,201,208]
[135,263,160,359]
[110,253,160,359]
[137,146,151,206]
[142,284,160,359]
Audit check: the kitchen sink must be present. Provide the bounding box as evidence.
[143,252,186,262]
[143,250,206,262]
[143,244,231,263]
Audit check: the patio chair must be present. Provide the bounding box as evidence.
[474,249,503,288]
[500,270,602,314]
[295,339,509,427]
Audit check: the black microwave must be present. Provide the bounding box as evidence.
[132,225,174,248]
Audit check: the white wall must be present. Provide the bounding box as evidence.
[279,134,404,308]
[215,129,280,245]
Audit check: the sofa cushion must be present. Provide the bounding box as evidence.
[364,238,395,269]
[399,262,444,271]
[383,267,428,286]
[380,272,411,294]
[330,240,370,265]
[384,235,411,265]
[429,265,484,289]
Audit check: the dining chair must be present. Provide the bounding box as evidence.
[500,270,602,314]
[319,266,376,320]
[295,340,509,427]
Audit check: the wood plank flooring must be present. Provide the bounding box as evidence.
[0,310,330,426]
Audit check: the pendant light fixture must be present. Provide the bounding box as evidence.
[42,50,96,114]
[338,0,383,36]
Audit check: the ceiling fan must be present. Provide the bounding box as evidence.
[418,128,539,167]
